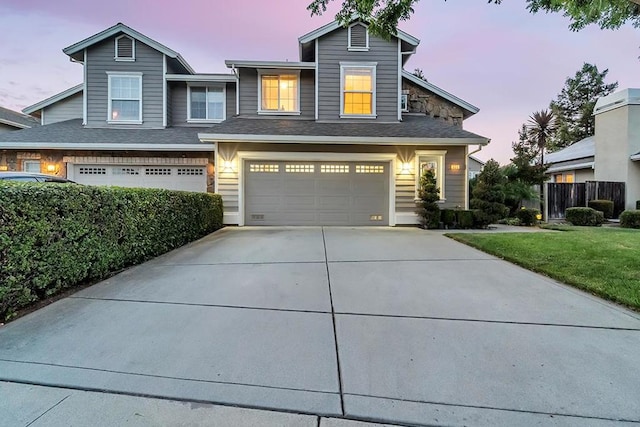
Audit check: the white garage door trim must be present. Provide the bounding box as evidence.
[236,151,397,226]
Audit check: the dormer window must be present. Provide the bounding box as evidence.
[348,23,369,51]
[258,71,300,115]
[115,35,135,61]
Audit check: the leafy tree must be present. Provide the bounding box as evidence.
[549,63,618,150]
[415,168,441,229]
[511,123,548,186]
[307,0,640,39]
[527,109,556,216]
[470,159,507,227]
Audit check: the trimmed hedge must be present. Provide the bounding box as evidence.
[0,183,223,321]
[565,207,604,226]
[441,209,456,228]
[620,210,640,229]
[588,199,614,219]
[515,208,540,226]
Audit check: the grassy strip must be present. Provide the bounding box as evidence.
[446,227,640,310]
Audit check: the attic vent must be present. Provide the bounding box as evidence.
[348,23,369,51]
[115,35,135,60]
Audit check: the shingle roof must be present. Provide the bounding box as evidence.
[200,115,488,141]
[545,136,595,164]
[0,107,39,129]
[0,119,201,144]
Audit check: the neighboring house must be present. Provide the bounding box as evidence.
[0,20,489,226]
[467,155,484,179]
[544,88,639,211]
[593,88,640,210]
[544,136,595,183]
[0,106,39,133]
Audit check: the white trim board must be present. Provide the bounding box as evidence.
[0,142,215,151]
[199,133,489,146]
[298,19,420,46]
[226,60,316,70]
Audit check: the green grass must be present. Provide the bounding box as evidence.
[446,227,640,310]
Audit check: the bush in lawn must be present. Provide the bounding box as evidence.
[0,183,223,321]
[565,207,604,226]
[415,168,441,229]
[456,210,474,229]
[441,209,456,228]
[516,208,540,226]
[470,159,508,228]
[620,210,640,229]
[588,200,614,219]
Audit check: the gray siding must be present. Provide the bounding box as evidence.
[318,27,399,122]
[86,37,164,128]
[170,82,236,126]
[43,92,83,125]
[238,68,314,119]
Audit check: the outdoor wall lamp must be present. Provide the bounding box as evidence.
[222,160,234,172]
[401,162,412,174]
[46,163,59,174]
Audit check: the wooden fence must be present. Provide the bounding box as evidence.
[546,181,625,220]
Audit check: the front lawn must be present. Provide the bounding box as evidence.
[446,227,640,310]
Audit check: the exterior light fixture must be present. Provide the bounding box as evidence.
[0,165,8,171]
[223,160,234,172]
[450,163,461,171]
[401,162,411,173]
[47,164,57,173]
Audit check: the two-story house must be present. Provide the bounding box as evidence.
[0,20,489,226]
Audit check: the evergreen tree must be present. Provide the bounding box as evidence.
[511,123,547,187]
[470,159,507,227]
[415,168,440,229]
[549,63,618,150]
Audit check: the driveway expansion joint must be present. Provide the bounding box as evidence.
[0,359,338,396]
[322,227,345,416]
[344,393,640,424]
[69,296,332,315]
[25,394,70,427]
[334,312,640,331]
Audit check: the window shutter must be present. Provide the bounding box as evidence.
[350,24,367,48]
[116,36,134,59]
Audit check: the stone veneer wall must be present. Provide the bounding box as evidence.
[403,80,465,128]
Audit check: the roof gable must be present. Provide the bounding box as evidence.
[298,19,419,46]
[63,23,195,74]
[402,71,479,117]
[22,84,83,115]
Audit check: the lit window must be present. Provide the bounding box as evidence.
[341,64,376,117]
[108,73,142,122]
[259,73,299,113]
[415,151,447,200]
[190,87,224,121]
[565,173,574,183]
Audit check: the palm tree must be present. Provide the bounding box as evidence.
[527,109,556,219]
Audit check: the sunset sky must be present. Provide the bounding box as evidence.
[0,0,638,163]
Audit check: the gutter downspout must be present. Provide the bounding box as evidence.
[466,144,485,209]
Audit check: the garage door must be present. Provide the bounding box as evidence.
[245,160,389,226]
[71,165,207,192]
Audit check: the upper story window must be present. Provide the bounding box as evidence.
[348,23,369,51]
[115,35,135,61]
[188,86,225,122]
[340,63,376,118]
[401,93,409,112]
[107,72,142,123]
[258,71,300,115]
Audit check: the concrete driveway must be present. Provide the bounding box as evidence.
[1,227,639,426]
